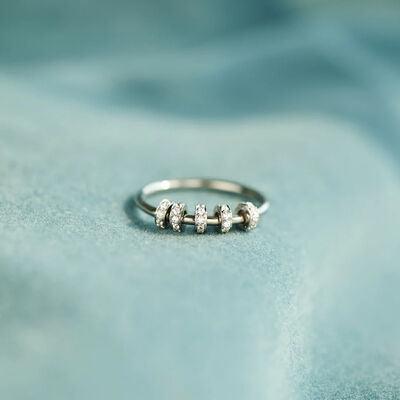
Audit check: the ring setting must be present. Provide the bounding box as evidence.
[154,199,172,229]
[235,202,260,231]
[169,202,186,232]
[136,178,269,234]
[214,204,233,233]
[195,204,207,234]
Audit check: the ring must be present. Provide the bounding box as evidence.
[135,178,270,234]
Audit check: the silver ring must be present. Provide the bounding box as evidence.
[135,178,270,233]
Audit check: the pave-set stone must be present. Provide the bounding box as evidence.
[214,204,233,233]
[194,204,207,234]
[169,202,187,232]
[235,201,260,231]
[155,201,259,233]
[155,199,172,228]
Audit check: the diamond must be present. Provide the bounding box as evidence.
[169,202,186,232]
[235,202,260,231]
[154,199,172,229]
[214,204,232,233]
[195,204,207,234]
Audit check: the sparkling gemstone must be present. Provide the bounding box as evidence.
[214,204,232,233]
[235,202,260,231]
[169,202,186,232]
[195,204,207,233]
[155,199,172,229]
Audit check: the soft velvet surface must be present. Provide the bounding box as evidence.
[1,2,400,399]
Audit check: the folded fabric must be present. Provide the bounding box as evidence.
[1,2,399,399]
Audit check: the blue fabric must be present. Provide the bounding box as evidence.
[1,2,400,399]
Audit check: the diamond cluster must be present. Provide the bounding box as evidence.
[214,204,233,233]
[169,202,187,232]
[235,202,259,231]
[155,199,172,228]
[195,204,207,234]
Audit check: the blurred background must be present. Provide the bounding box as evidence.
[1,1,399,132]
[1,1,400,399]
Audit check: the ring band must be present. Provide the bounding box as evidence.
[135,178,270,233]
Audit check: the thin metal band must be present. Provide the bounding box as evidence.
[135,178,269,226]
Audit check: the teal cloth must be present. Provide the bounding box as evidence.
[1,2,400,399]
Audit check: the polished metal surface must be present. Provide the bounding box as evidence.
[135,178,270,231]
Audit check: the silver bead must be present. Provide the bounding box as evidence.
[195,204,207,233]
[214,204,232,233]
[235,202,260,231]
[169,202,187,232]
[155,199,172,229]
